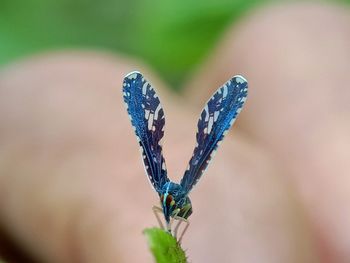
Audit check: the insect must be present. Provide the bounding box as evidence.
[122,71,248,242]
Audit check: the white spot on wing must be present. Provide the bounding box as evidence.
[154,104,161,120]
[207,116,214,133]
[223,85,228,98]
[235,75,247,84]
[214,111,219,122]
[148,113,154,130]
[229,117,236,125]
[204,105,209,122]
[142,82,148,95]
[126,71,139,80]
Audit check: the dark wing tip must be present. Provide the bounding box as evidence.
[231,75,248,93]
[122,71,143,88]
[228,75,248,103]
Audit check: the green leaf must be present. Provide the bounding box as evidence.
[144,228,187,263]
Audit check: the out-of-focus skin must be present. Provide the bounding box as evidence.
[0,2,348,263]
[186,2,350,263]
[0,52,315,263]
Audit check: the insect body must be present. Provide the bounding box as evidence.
[122,71,248,241]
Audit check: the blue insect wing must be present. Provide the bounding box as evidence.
[123,71,169,193]
[180,75,248,194]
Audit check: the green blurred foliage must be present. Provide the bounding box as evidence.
[0,0,262,88]
[0,0,348,89]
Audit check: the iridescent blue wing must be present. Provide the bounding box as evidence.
[123,71,169,193]
[180,75,248,193]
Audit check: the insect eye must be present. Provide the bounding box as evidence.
[166,195,173,206]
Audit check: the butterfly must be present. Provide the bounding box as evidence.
[122,71,248,242]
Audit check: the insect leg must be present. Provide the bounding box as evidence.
[173,217,190,244]
[152,205,164,229]
[173,204,192,241]
[169,208,181,235]
[173,218,182,239]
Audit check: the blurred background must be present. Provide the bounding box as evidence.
[0,0,347,90]
[0,0,350,262]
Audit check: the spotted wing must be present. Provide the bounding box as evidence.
[123,71,169,193]
[180,76,248,193]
